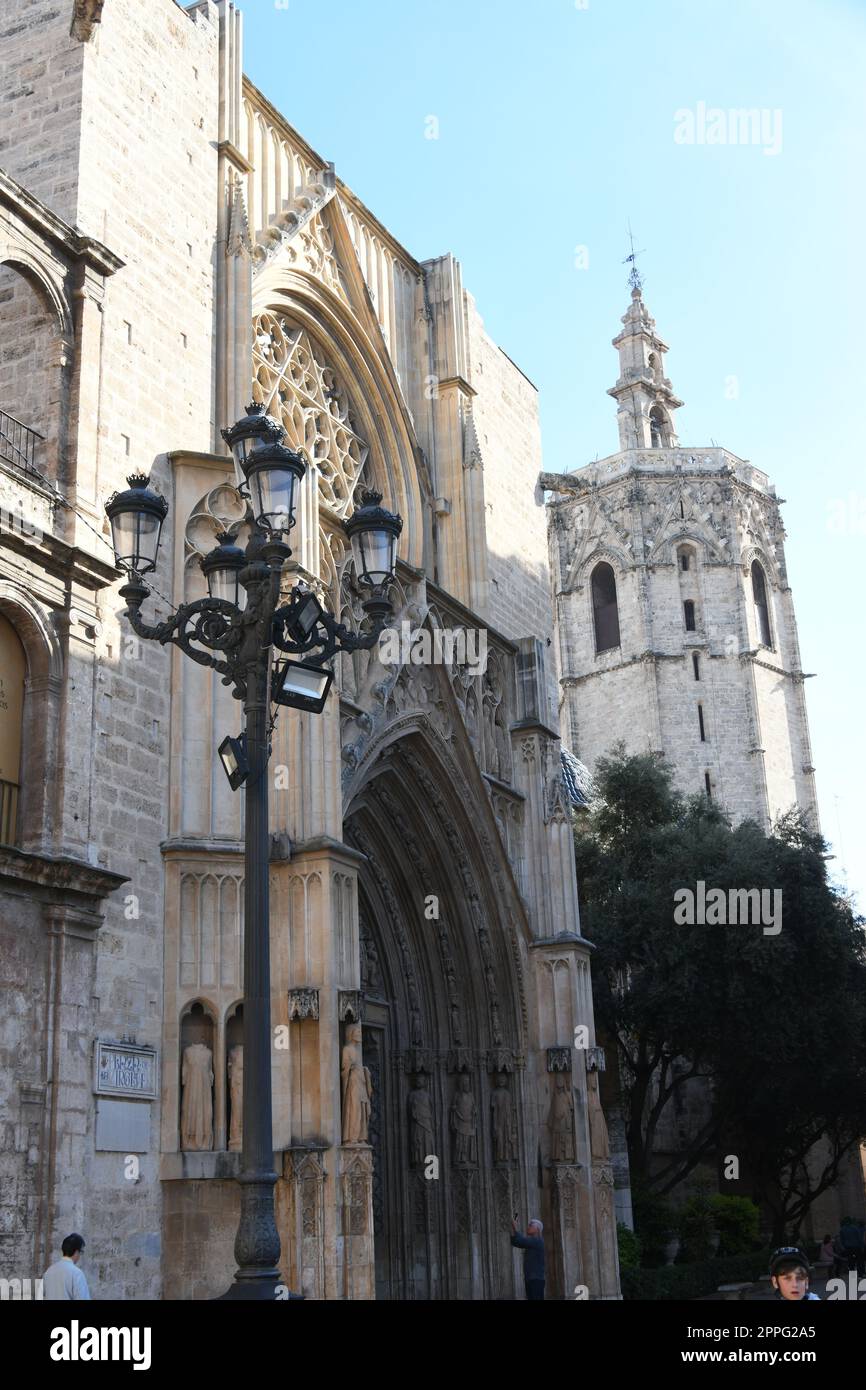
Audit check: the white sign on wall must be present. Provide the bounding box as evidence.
[94,1041,158,1099]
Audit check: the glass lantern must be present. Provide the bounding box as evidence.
[105,474,169,575]
[343,489,402,587]
[243,440,306,534]
[221,402,284,488]
[200,533,247,608]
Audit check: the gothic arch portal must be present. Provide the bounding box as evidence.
[344,725,532,1300]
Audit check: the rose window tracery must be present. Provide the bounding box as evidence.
[252,313,371,517]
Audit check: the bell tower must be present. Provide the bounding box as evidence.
[542,277,819,834]
[607,285,684,451]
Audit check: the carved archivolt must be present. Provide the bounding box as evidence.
[252,313,371,516]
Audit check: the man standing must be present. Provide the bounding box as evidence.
[43,1233,91,1300]
[511,1217,545,1300]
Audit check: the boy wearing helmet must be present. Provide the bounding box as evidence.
[768,1246,820,1300]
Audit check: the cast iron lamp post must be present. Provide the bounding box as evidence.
[105,403,402,1300]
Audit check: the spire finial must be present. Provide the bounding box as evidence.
[623,221,645,293]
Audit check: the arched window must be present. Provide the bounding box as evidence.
[683,599,696,631]
[591,561,621,653]
[649,406,669,448]
[0,262,63,483]
[0,613,26,844]
[751,560,772,647]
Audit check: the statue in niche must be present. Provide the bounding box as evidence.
[227,1044,243,1152]
[449,1075,478,1165]
[180,1041,214,1151]
[408,1075,435,1167]
[491,1073,516,1163]
[587,1066,610,1162]
[549,1073,575,1163]
[341,1023,373,1144]
[494,709,511,783]
[360,923,383,995]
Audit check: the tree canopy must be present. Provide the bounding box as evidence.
[575,747,866,1240]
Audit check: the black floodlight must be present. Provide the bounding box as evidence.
[218,733,248,790]
[272,660,333,714]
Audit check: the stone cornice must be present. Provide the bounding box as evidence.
[0,526,120,592]
[509,717,561,742]
[167,449,233,475]
[0,168,124,277]
[161,838,244,861]
[217,139,253,175]
[291,835,366,868]
[0,845,127,900]
[436,375,477,399]
[530,932,594,952]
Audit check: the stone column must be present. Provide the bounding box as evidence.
[214,0,252,452]
[269,688,374,1297]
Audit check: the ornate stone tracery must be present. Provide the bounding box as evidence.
[251,312,372,515]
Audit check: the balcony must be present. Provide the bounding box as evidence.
[0,407,44,483]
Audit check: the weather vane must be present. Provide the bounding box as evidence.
[623,222,646,292]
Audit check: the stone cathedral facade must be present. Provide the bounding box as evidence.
[0,0,620,1299]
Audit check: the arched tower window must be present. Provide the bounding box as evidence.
[649,406,670,448]
[683,599,696,631]
[591,561,621,653]
[0,612,26,844]
[751,560,772,648]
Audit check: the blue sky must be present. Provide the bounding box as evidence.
[242,0,866,909]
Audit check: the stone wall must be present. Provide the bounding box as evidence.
[550,463,818,827]
[68,0,219,1299]
[466,296,557,719]
[0,0,86,223]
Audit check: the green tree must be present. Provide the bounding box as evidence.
[575,747,866,1240]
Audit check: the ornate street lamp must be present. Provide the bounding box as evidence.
[105,416,401,1301]
[105,474,169,576]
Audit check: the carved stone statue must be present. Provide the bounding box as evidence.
[491,1073,516,1163]
[408,1075,434,1166]
[227,1044,243,1152]
[341,1023,372,1144]
[449,1074,477,1165]
[549,1073,575,1162]
[587,1066,610,1162]
[180,1041,214,1150]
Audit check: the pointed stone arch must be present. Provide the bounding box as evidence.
[344,719,532,1299]
[252,218,431,574]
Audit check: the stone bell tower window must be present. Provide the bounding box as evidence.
[591,561,621,653]
[751,560,772,648]
[649,406,670,448]
[683,599,696,632]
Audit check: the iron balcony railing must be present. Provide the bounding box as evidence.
[0,778,19,846]
[0,408,44,480]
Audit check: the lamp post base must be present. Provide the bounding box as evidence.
[215,1276,282,1301]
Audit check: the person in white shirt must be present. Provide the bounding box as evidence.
[43,1233,91,1300]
